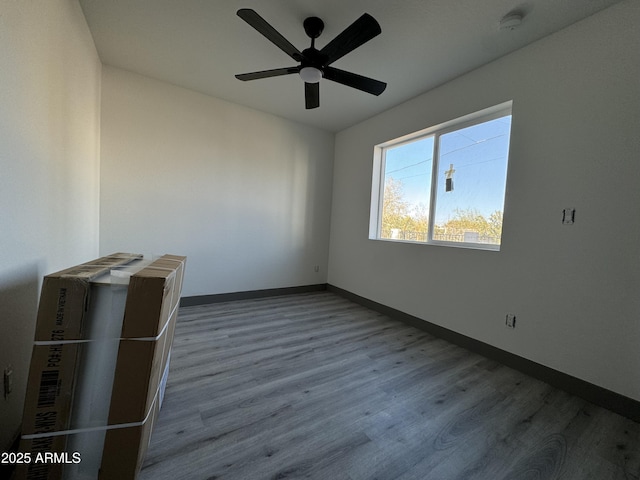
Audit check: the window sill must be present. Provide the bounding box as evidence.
[369,237,501,252]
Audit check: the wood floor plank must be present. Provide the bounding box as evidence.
[140,292,640,480]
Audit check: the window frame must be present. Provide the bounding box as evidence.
[369,101,513,251]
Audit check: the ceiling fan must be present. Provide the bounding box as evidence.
[235,8,387,109]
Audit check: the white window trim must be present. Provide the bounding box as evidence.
[369,101,513,251]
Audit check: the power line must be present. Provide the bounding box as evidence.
[440,133,508,158]
[448,155,507,170]
[385,158,431,175]
[385,132,508,176]
[394,172,430,181]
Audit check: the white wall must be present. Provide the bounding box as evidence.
[0,0,101,449]
[328,0,640,401]
[100,67,334,297]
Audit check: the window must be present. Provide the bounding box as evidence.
[370,102,512,250]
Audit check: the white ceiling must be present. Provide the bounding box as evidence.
[79,0,622,132]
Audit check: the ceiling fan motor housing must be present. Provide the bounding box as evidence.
[301,47,328,70]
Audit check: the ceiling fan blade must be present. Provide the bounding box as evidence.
[237,9,304,62]
[236,66,300,81]
[323,67,387,96]
[319,13,381,65]
[305,82,319,109]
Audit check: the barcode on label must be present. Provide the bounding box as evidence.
[37,370,59,408]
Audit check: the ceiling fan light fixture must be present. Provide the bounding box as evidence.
[299,66,323,83]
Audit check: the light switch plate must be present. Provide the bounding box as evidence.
[4,366,12,398]
[506,314,516,328]
[562,208,575,224]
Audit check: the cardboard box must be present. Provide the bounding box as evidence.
[18,381,164,480]
[17,254,186,480]
[32,253,144,342]
[21,254,146,436]
[97,365,164,480]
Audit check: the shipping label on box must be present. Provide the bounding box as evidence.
[21,343,81,436]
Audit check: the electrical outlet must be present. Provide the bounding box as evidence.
[505,314,516,329]
[4,366,13,398]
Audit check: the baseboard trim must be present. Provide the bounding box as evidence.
[327,284,640,423]
[180,284,328,307]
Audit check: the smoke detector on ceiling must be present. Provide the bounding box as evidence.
[499,13,524,31]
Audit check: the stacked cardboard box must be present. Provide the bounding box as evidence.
[16,253,186,480]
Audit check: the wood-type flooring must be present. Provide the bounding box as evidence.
[140,291,639,480]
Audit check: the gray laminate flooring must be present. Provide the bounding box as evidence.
[139,291,639,480]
